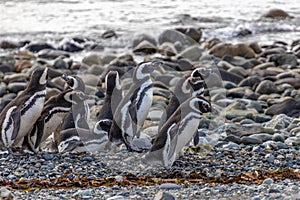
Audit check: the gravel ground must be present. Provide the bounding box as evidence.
[1,144,300,199]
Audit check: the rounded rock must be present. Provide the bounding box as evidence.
[255,80,278,94]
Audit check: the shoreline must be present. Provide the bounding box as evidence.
[1,27,300,199]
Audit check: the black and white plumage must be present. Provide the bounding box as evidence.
[142,96,211,167]
[108,61,162,151]
[27,89,89,152]
[60,75,90,130]
[58,119,112,153]
[157,73,206,131]
[97,71,123,121]
[0,67,48,152]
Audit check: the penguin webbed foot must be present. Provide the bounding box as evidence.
[125,143,144,153]
[10,147,26,156]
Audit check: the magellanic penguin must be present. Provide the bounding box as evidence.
[27,89,90,152]
[142,95,211,167]
[0,67,48,153]
[97,70,123,121]
[58,118,112,153]
[108,61,163,152]
[157,74,206,131]
[60,74,90,130]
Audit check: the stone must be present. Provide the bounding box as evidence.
[77,74,101,87]
[53,58,68,69]
[177,59,193,71]
[25,42,55,52]
[132,33,157,48]
[262,178,274,185]
[14,60,33,72]
[249,133,273,142]
[249,42,262,54]
[268,188,281,193]
[243,90,260,100]
[102,55,117,65]
[158,42,177,56]
[158,29,196,48]
[241,136,263,145]
[238,76,261,88]
[222,55,255,70]
[176,45,203,61]
[0,187,14,199]
[285,137,300,146]
[209,43,256,58]
[59,41,83,52]
[87,65,104,76]
[253,114,272,123]
[42,152,54,160]
[0,64,13,73]
[37,49,70,59]
[82,53,103,66]
[131,136,152,150]
[265,153,275,163]
[7,82,27,93]
[142,126,159,139]
[106,196,125,200]
[133,40,157,54]
[265,98,300,117]
[219,68,243,84]
[222,142,241,149]
[0,83,6,97]
[223,81,237,89]
[154,191,176,200]
[264,114,293,129]
[262,8,293,19]
[201,38,222,50]
[272,133,285,142]
[268,53,298,68]
[228,66,248,77]
[101,30,117,39]
[176,27,202,42]
[227,87,245,98]
[159,183,181,190]
[276,78,300,89]
[0,40,20,49]
[255,80,278,94]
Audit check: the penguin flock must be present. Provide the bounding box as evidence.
[0,61,211,167]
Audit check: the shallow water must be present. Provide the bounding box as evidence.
[0,0,300,45]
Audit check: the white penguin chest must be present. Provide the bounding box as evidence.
[137,87,153,124]
[19,92,46,139]
[44,107,71,139]
[176,117,200,154]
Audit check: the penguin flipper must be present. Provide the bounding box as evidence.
[10,107,21,141]
[167,123,179,161]
[34,119,46,150]
[128,100,138,137]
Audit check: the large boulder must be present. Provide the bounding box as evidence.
[158,29,197,49]
[209,43,256,58]
[262,8,293,19]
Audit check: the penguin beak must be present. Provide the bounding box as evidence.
[61,74,68,81]
[61,74,74,87]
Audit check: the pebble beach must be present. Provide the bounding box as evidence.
[1,0,300,199]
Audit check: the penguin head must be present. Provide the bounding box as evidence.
[188,77,206,96]
[190,96,212,114]
[133,61,162,82]
[64,90,89,105]
[58,134,81,153]
[191,67,212,79]
[62,74,85,91]
[29,67,48,87]
[105,71,121,94]
[94,119,112,135]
